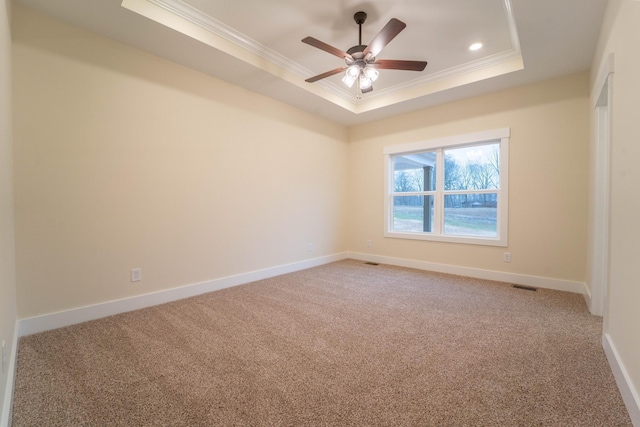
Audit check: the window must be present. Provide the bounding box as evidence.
[384,128,509,246]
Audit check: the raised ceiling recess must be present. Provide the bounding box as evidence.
[120,0,523,114]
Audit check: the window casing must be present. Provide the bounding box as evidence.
[384,128,509,246]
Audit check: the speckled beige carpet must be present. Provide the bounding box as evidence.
[12,260,632,426]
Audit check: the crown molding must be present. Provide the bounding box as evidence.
[363,49,522,102]
[147,0,352,101]
[124,0,523,113]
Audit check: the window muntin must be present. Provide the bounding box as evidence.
[384,129,509,246]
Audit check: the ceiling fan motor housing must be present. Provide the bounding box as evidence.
[347,45,367,57]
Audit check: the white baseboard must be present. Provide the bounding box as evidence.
[583,287,594,312]
[17,252,589,336]
[18,252,587,337]
[347,252,587,294]
[1,322,19,427]
[19,253,348,337]
[603,333,640,425]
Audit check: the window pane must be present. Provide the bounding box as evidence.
[393,152,436,192]
[444,143,499,190]
[444,194,497,237]
[393,195,434,232]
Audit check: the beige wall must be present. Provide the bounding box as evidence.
[12,5,348,319]
[348,74,590,282]
[591,0,640,413]
[11,4,594,329]
[0,0,17,421]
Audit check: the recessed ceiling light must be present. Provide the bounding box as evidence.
[469,42,483,51]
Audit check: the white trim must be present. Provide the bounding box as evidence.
[145,0,349,101]
[19,253,347,336]
[383,128,510,155]
[348,251,587,294]
[592,53,615,109]
[0,322,18,427]
[120,0,356,112]
[435,148,444,235]
[589,102,611,316]
[582,287,593,312]
[501,0,521,53]
[588,52,614,317]
[383,230,507,247]
[364,49,522,102]
[602,333,640,425]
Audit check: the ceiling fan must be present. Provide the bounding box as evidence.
[302,11,428,94]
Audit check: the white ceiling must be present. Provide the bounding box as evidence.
[14,0,608,126]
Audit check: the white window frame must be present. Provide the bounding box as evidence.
[383,128,509,247]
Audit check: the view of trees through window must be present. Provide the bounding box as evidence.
[392,143,500,237]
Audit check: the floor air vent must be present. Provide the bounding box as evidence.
[512,284,537,292]
[364,262,380,266]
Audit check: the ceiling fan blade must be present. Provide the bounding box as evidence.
[305,67,347,83]
[362,18,406,58]
[302,37,352,60]
[373,59,428,71]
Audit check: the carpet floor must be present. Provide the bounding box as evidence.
[12,260,632,426]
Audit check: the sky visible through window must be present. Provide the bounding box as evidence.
[446,143,497,167]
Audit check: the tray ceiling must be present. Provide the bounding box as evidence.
[14,0,608,125]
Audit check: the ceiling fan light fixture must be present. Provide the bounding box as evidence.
[346,64,360,78]
[359,74,373,90]
[363,66,379,82]
[342,72,358,88]
[342,64,361,87]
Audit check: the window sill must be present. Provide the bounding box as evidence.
[384,230,507,247]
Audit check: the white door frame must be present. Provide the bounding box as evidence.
[589,53,614,321]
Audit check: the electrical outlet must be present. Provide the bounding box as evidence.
[2,340,6,374]
[307,243,313,252]
[503,252,511,263]
[366,239,372,247]
[131,268,142,282]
